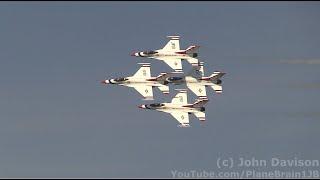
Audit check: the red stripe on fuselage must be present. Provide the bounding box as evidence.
[146,78,157,81]
[175,51,187,55]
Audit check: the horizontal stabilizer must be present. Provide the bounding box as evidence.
[194,112,206,121]
[185,57,199,66]
[211,84,222,94]
[157,85,170,94]
[184,97,209,108]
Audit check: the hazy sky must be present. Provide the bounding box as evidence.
[0,2,319,178]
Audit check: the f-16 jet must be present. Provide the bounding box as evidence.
[101,63,170,100]
[131,36,200,72]
[138,89,208,127]
[165,62,225,98]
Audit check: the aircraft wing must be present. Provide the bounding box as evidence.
[187,83,207,97]
[133,63,151,78]
[169,111,189,125]
[131,85,154,100]
[171,89,188,105]
[162,36,180,51]
[154,56,183,72]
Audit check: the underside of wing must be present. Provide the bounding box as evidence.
[169,111,189,126]
[155,56,183,72]
[132,85,153,100]
[187,83,207,97]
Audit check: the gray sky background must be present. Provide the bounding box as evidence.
[0,2,319,178]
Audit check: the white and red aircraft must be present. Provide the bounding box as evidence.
[101,63,170,100]
[138,89,208,127]
[131,36,200,72]
[165,62,226,98]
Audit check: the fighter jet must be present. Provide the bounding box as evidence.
[165,62,225,98]
[131,35,200,72]
[101,63,170,100]
[138,89,208,127]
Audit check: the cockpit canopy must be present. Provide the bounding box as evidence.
[114,77,128,82]
[149,103,165,107]
[143,50,158,55]
[167,77,183,81]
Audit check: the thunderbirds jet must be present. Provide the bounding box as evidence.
[131,36,200,72]
[138,89,208,127]
[101,63,170,100]
[165,62,225,98]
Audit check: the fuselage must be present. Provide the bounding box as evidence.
[103,77,165,87]
[132,50,198,59]
[140,103,205,114]
[166,76,216,86]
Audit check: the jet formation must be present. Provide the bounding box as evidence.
[102,36,225,127]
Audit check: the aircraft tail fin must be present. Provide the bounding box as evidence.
[183,97,209,108]
[201,71,225,82]
[183,45,200,59]
[191,97,209,108]
[185,45,200,54]
[207,71,225,80]
[154,72,170,82]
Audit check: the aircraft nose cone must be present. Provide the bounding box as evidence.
[138,105,146,109]
[130,52,137,56]
[101,80,109,84]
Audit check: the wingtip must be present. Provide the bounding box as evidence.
[143,97,154,101]
[175,89,187,93]
[167,35,180,38]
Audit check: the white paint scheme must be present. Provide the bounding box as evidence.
[101,63,170,100]
[132,36,200,72]
[166,62,225,97]
[138,89,208,127]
